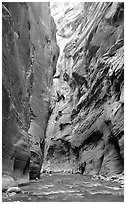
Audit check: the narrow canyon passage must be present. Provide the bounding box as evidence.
[2,2,124,202]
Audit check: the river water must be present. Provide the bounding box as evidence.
[2,173,124,202]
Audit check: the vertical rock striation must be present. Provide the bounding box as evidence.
[44,2,124,176]
[2,2,59,188]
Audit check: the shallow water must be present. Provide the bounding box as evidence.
[2,173,124,202]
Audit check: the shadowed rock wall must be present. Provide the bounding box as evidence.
[43,2,124,176]
[2,2,59,187]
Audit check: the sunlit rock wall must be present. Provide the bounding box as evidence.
[2,2,59,186]
[44,2,124,176]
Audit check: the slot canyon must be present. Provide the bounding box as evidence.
[2,2,124,202]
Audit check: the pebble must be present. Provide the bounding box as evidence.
[8,192,17,197]
[22,191,28,194]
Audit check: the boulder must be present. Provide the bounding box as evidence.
[7,186,21,194]
[2,175,18,192]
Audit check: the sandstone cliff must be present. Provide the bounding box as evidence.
[2,2,124,190]
[43,2,124,176]
[2,2,59,188]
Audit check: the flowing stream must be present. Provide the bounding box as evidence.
[2,173,124,202]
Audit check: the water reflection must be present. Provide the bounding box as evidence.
[2,173,124,202]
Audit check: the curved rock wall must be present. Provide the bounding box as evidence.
[44,2,124,176]
[2,2,59,186]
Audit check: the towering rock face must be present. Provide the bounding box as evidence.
[44,2,124,176]
[2,2,59,186]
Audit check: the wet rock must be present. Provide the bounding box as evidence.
[2,175,18,192]
[2,173,124,202]
[7,186,21,194]
[8,192,17,197]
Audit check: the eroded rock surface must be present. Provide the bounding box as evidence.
[43,2,124,176]
[2,2,59,188]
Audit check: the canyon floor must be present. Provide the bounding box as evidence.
[2,173,124,202]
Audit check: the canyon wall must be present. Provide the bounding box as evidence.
[2,2,124,188]
[2,2,59,188]
[43,2,124,176]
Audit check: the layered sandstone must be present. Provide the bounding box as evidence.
[43,2,124,176]
[2,2,59,188]
[2,2,124,188]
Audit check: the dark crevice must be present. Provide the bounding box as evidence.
[59,123,71,131]
[57,91,65,102]
[72,72,88,88]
